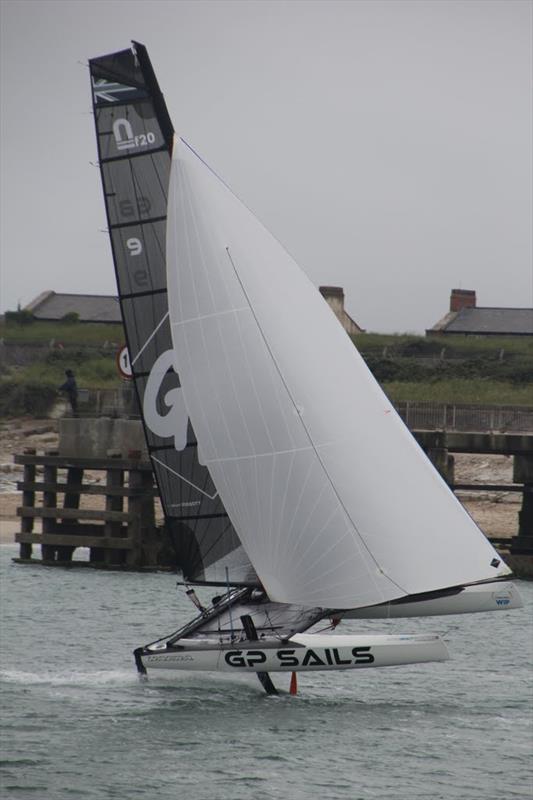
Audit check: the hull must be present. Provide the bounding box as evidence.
[139,633,449,673]
[341,581,523,619]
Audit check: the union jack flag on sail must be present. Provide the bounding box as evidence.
[91,77,147,105]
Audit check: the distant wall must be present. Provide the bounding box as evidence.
[59,417,147,459]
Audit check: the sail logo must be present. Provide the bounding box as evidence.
[92,77,139,104]
[495,595,511,607]
[113,118,156,151]
[494,590,512,607]
[224,647,374,668]
[143,350,188,451]
[113,119,135,150]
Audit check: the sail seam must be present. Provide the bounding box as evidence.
[99,145,167,164]
[109,215,167,230]
[202,445,315,464]
[224,247,406,598]
[148,442,197,452]
[121,288,168,300]
[176,161,253,556]
[173,306,251,326]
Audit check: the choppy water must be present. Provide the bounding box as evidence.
[1,544,531,800]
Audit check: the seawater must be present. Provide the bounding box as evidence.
[1,544,531,800]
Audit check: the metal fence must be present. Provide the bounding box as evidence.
[78,390,533,433]
[78,386,139,418]
[395,402,533,433]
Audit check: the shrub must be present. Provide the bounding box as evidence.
[4,309,35,326]
[60,312,80,324]
[0,380,57,416]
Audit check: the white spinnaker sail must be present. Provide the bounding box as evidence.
[166,136,510,609]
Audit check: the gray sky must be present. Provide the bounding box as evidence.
[1,0,531,333]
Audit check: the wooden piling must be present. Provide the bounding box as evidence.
[14,453,160,570]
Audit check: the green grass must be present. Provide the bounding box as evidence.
[1,323,531,412]
[2,356,121,391]
[0,356,122,416]
[0,320,124,345]
[354,332,533,358]
[383,379,533,405]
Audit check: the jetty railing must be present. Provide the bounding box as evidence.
[71,389,533,433]
[397,402,533,434]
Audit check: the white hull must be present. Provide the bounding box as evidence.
[342,581,523,619]
[141,633,449,673]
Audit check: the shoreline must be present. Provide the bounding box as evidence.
[0,519,22,544]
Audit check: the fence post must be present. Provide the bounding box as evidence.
[104,462,125,566]
[42,462,57,561]
[20,451,36,560]
[58,467,84,562]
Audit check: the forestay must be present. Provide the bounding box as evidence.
[166,136,511,609]
[89,44,255,585]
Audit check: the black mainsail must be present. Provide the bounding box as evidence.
[89,42,256,585]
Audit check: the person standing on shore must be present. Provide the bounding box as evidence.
[59,369,78,416]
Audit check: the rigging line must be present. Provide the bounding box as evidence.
[151,456,219,500]
[148,147,171,202]
[130,311,169,366]
[224,247,406,598]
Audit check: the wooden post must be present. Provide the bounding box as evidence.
[512,456,533,554]
[20,452,36,559]
[58,467,84,562]
[127,464,155,568]
[127,465,143,568]
[42,463,58,561]
[103,465,125,566]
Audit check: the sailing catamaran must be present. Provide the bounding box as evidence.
[89,43,522,694]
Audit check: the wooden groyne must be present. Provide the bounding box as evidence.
[414,431,533,573]
[10,430,533,575]
[13,451,167,569]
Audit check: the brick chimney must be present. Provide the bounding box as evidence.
[319,286,345,315]
[450,289,476,312]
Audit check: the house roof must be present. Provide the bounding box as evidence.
[25,291,122,324]
[429,307,533,336]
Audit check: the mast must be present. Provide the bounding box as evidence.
[89,43,256,585]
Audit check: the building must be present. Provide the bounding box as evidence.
[427,289,533,337]
[23,287,365,334]
[319,286,365,336]
[24,291,122,324]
